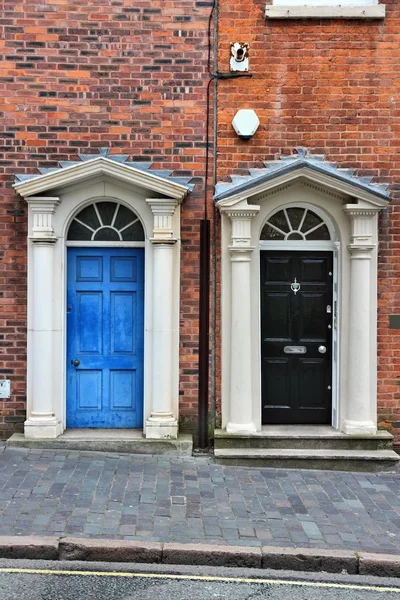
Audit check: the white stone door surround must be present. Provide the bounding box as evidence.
[14,156,190,439]
[216,163,389,436]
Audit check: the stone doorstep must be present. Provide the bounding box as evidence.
[214,448,399,460]
[6,432,193,456]
[0,536,400,577]
[213,448,400,473]
[214,426,395,440]
[214,427,395,450]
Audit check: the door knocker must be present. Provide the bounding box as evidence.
[290,278,300,295]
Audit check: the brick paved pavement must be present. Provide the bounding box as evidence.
[1,445,400,554]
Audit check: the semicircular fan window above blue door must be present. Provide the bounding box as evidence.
[67,201,145,242]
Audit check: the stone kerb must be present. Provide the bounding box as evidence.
[0,536,399,576]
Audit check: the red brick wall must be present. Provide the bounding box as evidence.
[217,0,400,441]
[0,0,213,438]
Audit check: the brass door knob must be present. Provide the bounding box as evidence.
[71,359,80,366]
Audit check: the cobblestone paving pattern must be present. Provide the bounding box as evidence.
[1,445,400,553]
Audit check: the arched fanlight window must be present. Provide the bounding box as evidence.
[67,201,144,241]
[261,207,331,241]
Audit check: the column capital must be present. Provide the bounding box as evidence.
[343,205,381,218]
[30,238,58,245]
[27,196,61,241]
[343,204,380,247]
[222,204,260,250]
[229,246,255,260]
[146,197,180,241]
[347,244,374,258]
[221,205,260,220]
[149,238,177,246]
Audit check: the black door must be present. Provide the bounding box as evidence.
[261,251,333,425]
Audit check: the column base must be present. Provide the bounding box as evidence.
[343,419,376,435]
[146,415,178,440]
[226,421,257,435]
[24,417,62,439]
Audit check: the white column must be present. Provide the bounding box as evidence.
[343,206,380,435]
[225,205,259,434]
[145,198,179,439]
[25,197,61,439]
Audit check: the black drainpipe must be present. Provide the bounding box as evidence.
[198,216,210,449]
[198,1,216,450]
[198,1,252,449]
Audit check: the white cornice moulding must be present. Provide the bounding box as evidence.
[26,196,61,205]
[13,157,188,201]
[265,4,385,19]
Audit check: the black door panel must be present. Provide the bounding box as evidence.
[261,250,333,425]
[263,292,292,340]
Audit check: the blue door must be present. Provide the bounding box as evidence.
[67,248,144,428]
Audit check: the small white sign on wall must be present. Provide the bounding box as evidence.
[0,380,10,399]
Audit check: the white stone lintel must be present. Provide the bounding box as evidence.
[265,5,385,19]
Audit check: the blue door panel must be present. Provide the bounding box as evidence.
[77,371,102,410]
[110,371,136,410]
[111,292,136,354]
[111,256,137,282]
[67,248,144,428]
[77,256,103,281]
[77,292,103,354]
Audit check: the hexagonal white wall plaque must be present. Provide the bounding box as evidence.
[232,109,260,140]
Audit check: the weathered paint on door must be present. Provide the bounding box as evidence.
[261,250,333,425]
[67,248,144,428]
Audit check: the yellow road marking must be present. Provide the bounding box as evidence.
[0,567,399,592]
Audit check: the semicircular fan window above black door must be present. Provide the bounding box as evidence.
[261,208,331,241]
[67,201,145,242]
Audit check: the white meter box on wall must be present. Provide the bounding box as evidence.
[0,380,10,399]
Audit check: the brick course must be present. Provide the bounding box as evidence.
[0,0,214,437]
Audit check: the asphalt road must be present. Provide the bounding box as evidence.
[0,560,400,600]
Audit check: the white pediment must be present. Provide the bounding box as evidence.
[216,166,390,210]
[14,156,189,201]
[214,149,390,210]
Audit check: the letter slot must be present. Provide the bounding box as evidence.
[283,346,307,354]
